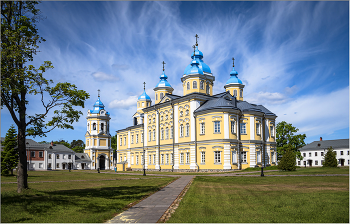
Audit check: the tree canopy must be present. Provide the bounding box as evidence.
[277,147,297,171]
[1,1,89,193]
[276,121,306,160]
[1,125,18,176]
[323,147,338,167]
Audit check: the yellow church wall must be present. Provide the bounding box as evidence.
[196,112,225,142]
[239,116,250,141]
[155,89,172,104]
[254,118,262,141]
[182,77,213,96]
[158,105,174,145]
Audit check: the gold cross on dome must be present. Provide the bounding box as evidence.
[195,34,199,46]
[232,57,235,67]
[162,61,166,71]
[143,82,146,90]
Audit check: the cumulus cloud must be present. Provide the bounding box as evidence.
[91,72,119,81]
[246,92,288,105]
[109,95,138,109]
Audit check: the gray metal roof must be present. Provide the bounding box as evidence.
[75,153,92,162]
[300,139,349,151]
[24,139,74,153]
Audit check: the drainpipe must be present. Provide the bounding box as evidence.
[194,114,199,172]
[171,102,175,172]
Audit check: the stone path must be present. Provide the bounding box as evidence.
[106,175,194,223]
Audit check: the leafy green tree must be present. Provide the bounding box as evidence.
[70,139,84,148]
[53,140,70,148]
[1,1,89,193]
[323,147,338,167]
[277,147,297,171]
[276,121,306,160]
[1,125,18,176]
[111,134,117,154]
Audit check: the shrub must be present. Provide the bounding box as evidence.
[277,147,296,171]
[323,147,338,167]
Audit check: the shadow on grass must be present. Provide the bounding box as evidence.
[2,185,159,221]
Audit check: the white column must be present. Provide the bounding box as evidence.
[174,105,179,143]
[265,119,269,142]
[237,115,240,140]
[190,145,196,169]
[44,150,47,170]
[127,151,131,168]
[250,145,256,167]
[190,101,199,142]
[155,148,160,170]
[250,116,255,140]
[223,144,231,169]
[224,113,229,139]
[128,130,131,149]
[174,146,179,169]
[144,149,148,169]
[144,114,148,147]
[155,111,160,170]
[266,145,271,166]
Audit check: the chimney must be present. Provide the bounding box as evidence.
[320,137,322,141]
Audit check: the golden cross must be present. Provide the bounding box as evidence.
[162,61,166,71]
[195,34,199,46]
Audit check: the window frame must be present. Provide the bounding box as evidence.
[200,122,205,135]
[187,82,190,90]
[231,120,236,134]
[240,123,246,134]
[214,151,221,163]
[193,81,197,89]
[214,121,220,133]
[39,151,43,158]
[201,151,205,164]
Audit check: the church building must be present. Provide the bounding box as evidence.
[84,90,113,170]
[116,37,277,171]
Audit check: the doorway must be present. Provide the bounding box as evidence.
[99,155,105,170]
[340,159,344,166]
[63,163,66,169]
[308,160,312,167]
[82,163,85,169]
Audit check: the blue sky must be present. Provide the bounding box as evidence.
[1,1,349,144]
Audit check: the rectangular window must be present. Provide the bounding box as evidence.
[348,151,349,155]
[39,151,43,158]
[49,154,52,159]
[120,156,122,162]
[309,152,311,157]
[57,154,60,159]
[231,121,235,134]
[321,152,324,156]
[180,153,184,164]
[166,129,169,139]
[170,153,173,164]
[149,155,152,165]
[340,151,343,155]
[136,155,139,165]
[31,151,35,157]
[120,138,122,146]
[131,135,134,144]
[200,123,205,134]
[315,160,318,165]
[348,160,349,165]
[180,125,184,137]
[303,153,306,157]
[186,124,190,137]
[141,133,143,143]
[240,123,246,134]
[298,161,300,165]
[232,151,237,164]
[214,151,221,163]
[136,134,139,143]
[256,123,260,135]
[161,154,164,164]
[186,152,190,164]
[257,151,261,163]
[241,151,247,163]
[315,152,317,156]
[153,154,156,164]
[131,155,134,165]
[48,163,52,168]
[214,121,220,133]
[153,130,155,141]
[166,154,169,164]
[124,137,126,146]
[171,127,173,139]
[56,163,60,168]
[149,131,151,141]
[201,152,205,164]
[161,129,164,140]
[68,155,71,159]
[270,125,274,137]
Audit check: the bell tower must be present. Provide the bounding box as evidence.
[154,61,174,104]
[224,57,244,101]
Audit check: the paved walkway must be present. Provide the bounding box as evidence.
[107,175,193,223]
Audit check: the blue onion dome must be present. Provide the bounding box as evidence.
[187,58,203,75]
[226,66,242,84]
[184,46,211,75]
[155,71,172,88]
[138,90,151,101]
[90,97,106,114]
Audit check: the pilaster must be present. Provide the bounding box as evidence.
[223,144,231,169]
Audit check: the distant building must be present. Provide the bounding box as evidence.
[297,138,349,167]
[75,153,92,170]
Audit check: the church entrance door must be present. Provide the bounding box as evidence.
[100,155,105,170]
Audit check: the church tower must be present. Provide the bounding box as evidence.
[154,61,174,104]
[181,34,215,96]
[224,57,244,101]
[84,90,113,170]
[133,83,152,125]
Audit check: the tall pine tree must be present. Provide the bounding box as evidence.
[1,125,18,175]
[323,147,338,167]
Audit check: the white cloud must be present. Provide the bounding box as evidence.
[109,95,138,109]
[91,72,119,82]
[246,92,288,105]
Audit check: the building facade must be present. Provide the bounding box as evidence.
[84,92,114,170]
[116,41,277,171]
[297,138,349,167]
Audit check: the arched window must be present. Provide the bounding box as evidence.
[240,89,243,98]
[101,123,104,132]
[180,111,183,117]
[186,123,190,136]
[234,90,237,97]
[93,123,96,130]
[187,82,190,90]
[156,93,158,100]
[161,128,164,140]
[200,81,204,90]
[180,124,184,137]
[206,84,210,95]
[153,130,156,141]
[166,127,169,139]
[193,81,197,89]
[160,92,164,99]
[149,131,151,141]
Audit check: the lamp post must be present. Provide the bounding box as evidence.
[26,142,29,170]
[143,130,146,176]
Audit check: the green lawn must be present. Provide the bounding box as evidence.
[265,166,349,175]
[167,175,349,223]
[1,171,176,223]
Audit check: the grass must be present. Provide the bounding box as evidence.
[110,170,238,175]
[242,165,280,172]
[1,171,176,223]
[167,175,349,223]
[264,166,349,175]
